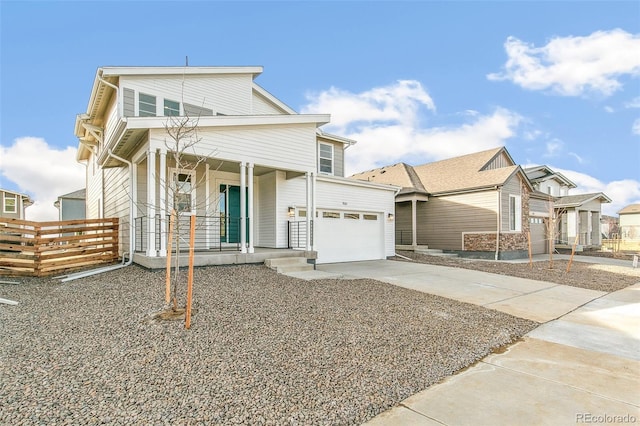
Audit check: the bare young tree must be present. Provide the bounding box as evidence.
[543,196,566,269]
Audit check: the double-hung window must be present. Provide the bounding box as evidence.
[3,194,17,214]
[509,195,522,231]
[164,99,180,116]
[139,93,156,117]
[319,143,333,174]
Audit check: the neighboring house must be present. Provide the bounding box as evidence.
[618,204,640,240]
[74,66,397,265]
[352,147,533,260]
[524,166,611,251]
[554,193,612,248]
[600,214,619,239]
[54,189,86,221]
[0,188,33,220]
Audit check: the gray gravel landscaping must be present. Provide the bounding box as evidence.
[1,264,536,425]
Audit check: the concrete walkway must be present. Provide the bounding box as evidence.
[317,260,640,425]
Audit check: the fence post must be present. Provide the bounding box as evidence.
[33,224,42,276]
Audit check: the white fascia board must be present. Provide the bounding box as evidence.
[252,83,297,114]
[317,175,401,192]
[100,66,264,78]
[125,114,330,129]
[316,130,358,146]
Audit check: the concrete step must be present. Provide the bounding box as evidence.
[415,248,459,258]
[265,257,313,274]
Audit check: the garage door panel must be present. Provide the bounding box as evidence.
[530,218,547,254]
[315,210,384,263]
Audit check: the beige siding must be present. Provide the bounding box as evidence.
[501,174,522,231]
[418,191,497,250]
[121,74,253,116]
[529,196,551,215]
[395,201,413,245]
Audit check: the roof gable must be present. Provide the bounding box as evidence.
[618,203,640,215]
[524,165,577,188]
[555,192,612,208]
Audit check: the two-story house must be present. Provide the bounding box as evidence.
[74,66,398,266]
[0,188,33,220]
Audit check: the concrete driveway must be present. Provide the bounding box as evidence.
[318,260,606,323]
[318,260,640,425]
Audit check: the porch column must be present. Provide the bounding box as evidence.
[248,163,255,253]
[411,198,417,247]
[306,172,312,251]
[240,162,247,253]
[146,149,157,257]
[311,172,317,251]
[158,149,167,257]
[205,163,210,249]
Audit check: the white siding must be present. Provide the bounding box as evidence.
[150,124,317,172]
[252,91,288,114]
[277,176,396,257]
[103,166,131,254]
[86,151,103,220]
[104,99,119,150]
[257,171,277,247]
[120,74,253,116]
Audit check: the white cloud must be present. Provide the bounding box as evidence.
[303,80,521,174]
[488,29,640,96]
[633,118,640,135]
[544,139,564,157]
[0,137,85,221]
[553,167,640,216]
[604,106,614,113]
[625,96,640,108]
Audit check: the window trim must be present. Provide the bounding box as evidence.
[170,168,196,215]
[138,92,157,117]
[3,193,17,214]
[509,194,522,231]
[318,142,334,175]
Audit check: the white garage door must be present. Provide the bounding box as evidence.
[530,217,547,254]
[315,210,385,264]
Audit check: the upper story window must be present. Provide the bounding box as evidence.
[3,193,17,213]
[509,194,522,231]
[319,143,333,174]
[139,93,156,117]
[164,99,180,116]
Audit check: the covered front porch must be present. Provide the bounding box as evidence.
[130,144,319,264]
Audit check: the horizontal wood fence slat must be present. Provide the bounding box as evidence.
[0,218,119,277]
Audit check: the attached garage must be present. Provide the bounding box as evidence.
[314,209,386,263]
[529,216,547,254]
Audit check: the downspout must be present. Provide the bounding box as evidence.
[58,149,134,282]
[495,186,501,261]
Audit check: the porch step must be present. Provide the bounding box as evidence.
[265,257,313,274]
[414,248,459,258]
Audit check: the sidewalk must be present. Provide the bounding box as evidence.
[364,284,640,425]
[318,260,640,425]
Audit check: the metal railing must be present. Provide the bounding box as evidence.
[134,215,245,253]
[396,230,411,245]
[288,220,313,249]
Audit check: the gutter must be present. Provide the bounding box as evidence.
[58,149,135,282]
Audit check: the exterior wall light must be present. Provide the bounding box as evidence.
[288,207,295,217]
[387,213,395,221]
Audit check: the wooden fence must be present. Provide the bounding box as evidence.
[0,218,119,277]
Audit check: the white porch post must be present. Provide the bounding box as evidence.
[248,163,255,253]
[240,162,247,253]
[311,172,317,251]
[305,172,312,251]
[411,198,417,247]
[205,163,210,249]
[146,149,157,257]
[158,149,167,257]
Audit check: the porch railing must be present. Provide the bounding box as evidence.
[134,215,245,253]
[288,220,313,249]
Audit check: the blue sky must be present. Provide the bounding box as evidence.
[1,1,639,220]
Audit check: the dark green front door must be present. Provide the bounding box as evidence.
[220,185,248,244]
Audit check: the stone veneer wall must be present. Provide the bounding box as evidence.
[463,180,531,254]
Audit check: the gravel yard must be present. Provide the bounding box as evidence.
[395,251,640,293]
[1,264,535,425]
